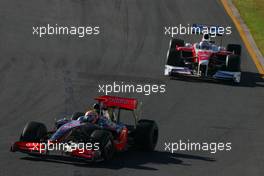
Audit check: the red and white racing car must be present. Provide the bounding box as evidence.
[165,31,242,83]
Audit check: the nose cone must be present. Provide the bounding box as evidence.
[50,120,81,141]
[198,51,212,61]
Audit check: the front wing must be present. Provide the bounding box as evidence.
[165,65,241,83]
[10,141,102,161]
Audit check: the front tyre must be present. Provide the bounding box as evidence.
[170,38,185,50]
[227,44,241,56]
[20,121,47,142]
[90,130,115,161]
[226,55,241,72]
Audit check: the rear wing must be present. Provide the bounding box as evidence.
[95,96,138,110]
[192,24,226,36]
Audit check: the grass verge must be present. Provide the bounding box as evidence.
[233,0,264,56]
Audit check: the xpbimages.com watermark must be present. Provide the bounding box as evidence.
[164,24,232,37]
[164,140,232,154]
[32,24,100,38]
[98,81,166,96]
[26,141,100,153]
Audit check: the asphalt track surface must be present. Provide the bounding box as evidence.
[1,0,264,176]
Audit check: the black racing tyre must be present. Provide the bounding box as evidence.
[226,55,241,72]
[227,44,241,56]
[135,119,159,151]
[170,38,184,50]
[90,130,115,161]
[71,112,85,120]
[166,50,184,67]
[20,121,47,142]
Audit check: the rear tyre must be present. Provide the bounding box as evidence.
[135,119,159,151]
[90,130,115,161]
[170,38,184,50]
[20,121,47,142]
[226,55,241,72]
[227,44,241,56]
[71,112,85,120]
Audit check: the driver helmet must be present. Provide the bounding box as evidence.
[93,103,108,115]
[83,110,99,124]
[93,103,100,110]
[202,33,210,42]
